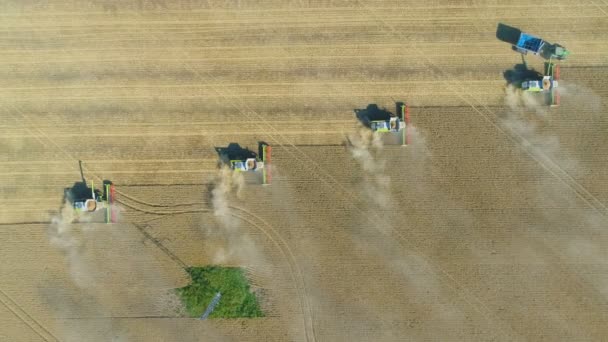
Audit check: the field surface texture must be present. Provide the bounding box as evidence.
[1,1,607,341]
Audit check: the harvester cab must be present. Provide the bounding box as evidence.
[231,158,263,172]
[522,77,557,92]
[542,43,570,61]
[370,116,405,133]
[216,142,272,184]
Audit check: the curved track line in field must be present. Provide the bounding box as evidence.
[100,182,314,339]
[228,208,316,342]
[114,192,315,339]
[116,194,210,215]
[117,199,315,340]
[116,195,205,216]
[229,205,316,341]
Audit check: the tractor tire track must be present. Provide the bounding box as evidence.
[117,199,315,341]
[0,288,60,342]
[229,205,316,342]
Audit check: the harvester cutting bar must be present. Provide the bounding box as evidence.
[104,184,117,224]
[400,105,406,146]
[552,91,561,107]
[110,185,116,223]
[263,145,272,185]
[405,104,411,146]
[400,104,411,146]
[545,62,560,79]
[105,184,110,224]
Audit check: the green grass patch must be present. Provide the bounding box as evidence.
[175,266,264,319]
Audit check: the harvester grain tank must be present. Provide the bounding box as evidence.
[516,33,569,60]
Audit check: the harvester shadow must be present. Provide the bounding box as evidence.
[353,104,393,128]
[214,143,258,168]
[64,181,91,204]
[64,180,113,206]
[503,58,543,88]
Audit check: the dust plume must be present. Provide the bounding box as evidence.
[347,126,391,209]
[211,165,245,229]
[504,84,548,117]
[208,166,265,268]
[502,82,608,308]
[48,201,94,288]
[341,126,476,338]
[558,83,603,113]
[46,202,189,341]
[502,85,579,173]
[46,203,126,341]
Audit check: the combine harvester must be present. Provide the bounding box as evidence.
[357,102,411,146]
[522,61,561,106]
[65,180,117,223]
[215,142,272,185]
